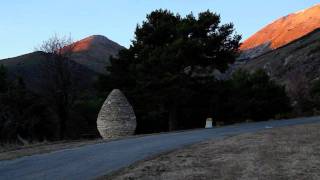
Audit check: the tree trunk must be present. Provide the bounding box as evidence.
[58,107,68,140]
[168,105,178,131]
[59,118,66,140]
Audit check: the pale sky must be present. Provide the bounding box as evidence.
[1,0,319,59]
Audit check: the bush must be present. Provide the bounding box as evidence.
[214,69,292,123]
[0,76,59,143]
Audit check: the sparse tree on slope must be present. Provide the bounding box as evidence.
[37,35,79,139]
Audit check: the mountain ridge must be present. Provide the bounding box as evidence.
[0,34,124,90]
[0,51,97,91]
[241,26,320,100]
[240,4,320,59]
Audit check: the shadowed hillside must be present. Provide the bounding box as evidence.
[242,28,320,86]
[0,51,97,91]
[0,35,124,90]
[241,28,320,114]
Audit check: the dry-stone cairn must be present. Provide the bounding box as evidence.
[97,89,137,139]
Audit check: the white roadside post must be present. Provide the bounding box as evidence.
[205,118,213,129]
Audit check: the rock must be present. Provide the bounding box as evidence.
[97,89,136,139]
[205,118,213,129]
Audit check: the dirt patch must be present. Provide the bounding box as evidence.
[103,123,320,180]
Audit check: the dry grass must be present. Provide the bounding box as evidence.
[104,123,320,180]
[0,139,104,161]
[0,129,198,161]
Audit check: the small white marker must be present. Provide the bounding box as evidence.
[205,118,213,129]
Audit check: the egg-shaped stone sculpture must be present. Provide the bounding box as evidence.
[97,89,137,139]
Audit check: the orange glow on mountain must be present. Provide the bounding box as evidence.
[71,36,96,52]
[240,4,320,51]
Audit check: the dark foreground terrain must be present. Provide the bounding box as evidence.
[0,117,319,180]
[105,122,320,180]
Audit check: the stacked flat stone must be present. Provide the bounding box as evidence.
[97,89,137,139]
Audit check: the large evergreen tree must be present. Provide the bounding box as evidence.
[98,10,241,132]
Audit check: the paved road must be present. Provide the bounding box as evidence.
[1,117,320,180]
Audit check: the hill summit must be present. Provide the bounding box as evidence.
[70,35,125,73]
[0,35,124,90]
[240,4,320,59]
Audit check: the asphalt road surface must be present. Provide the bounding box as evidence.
[1,117,320,180]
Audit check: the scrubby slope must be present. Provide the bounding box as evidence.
[242,29,320,91]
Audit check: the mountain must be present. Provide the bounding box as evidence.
[241,28,320,93]
[69,35,125,74]
[0,35,124,91]
[240,4,320,59]
[0,51,97,91]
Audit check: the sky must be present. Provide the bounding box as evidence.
[1,0,319,59]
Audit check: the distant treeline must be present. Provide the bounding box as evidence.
[0,64,102,143]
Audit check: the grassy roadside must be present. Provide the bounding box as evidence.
[0,128,203,161]
[102,123,320,180]
[0,139,105,161]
